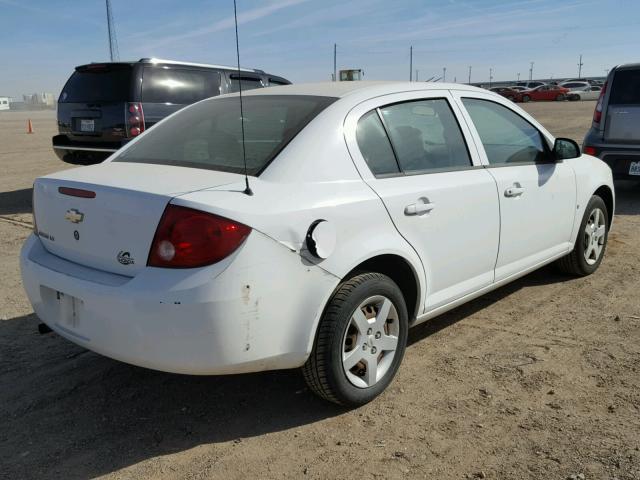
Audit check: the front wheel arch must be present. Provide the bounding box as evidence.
[594,185,614,228]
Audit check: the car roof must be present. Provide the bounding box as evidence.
[242,81,488,98]
[76,58,264,74]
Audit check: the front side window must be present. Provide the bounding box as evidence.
[462,98,548,165]
[115,95,336,175]
[379,99,472,174]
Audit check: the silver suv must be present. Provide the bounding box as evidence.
[583,63,640,179]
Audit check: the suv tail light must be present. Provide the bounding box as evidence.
[147,205,251,268]
[593,81,607,124]
[126,102,145,137]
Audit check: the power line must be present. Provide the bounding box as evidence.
[578,54,583,78]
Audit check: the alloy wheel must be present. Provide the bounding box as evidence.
[341,295,399,388]
[583,207,606,265]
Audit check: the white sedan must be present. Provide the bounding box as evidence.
[21,82,614,406]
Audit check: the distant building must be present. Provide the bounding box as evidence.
[23,92,56,107]
[339,69,363,81]
[0,96,9,110]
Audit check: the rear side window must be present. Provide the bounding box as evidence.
[269,78,290,86]
[142,67,220,104]
[228,75,263,93]
[462,98,548,165]
[609,69,640,104]
[60,65,132,102]
[356,111,400,176]
[115,95,336,175]
[379,99,472,174]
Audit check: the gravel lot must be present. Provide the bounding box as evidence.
[1,102,639,480]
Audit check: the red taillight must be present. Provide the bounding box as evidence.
[593,81,607,124]
[583,146,597,156]
[147,205,251,268]
[126,102,145,137]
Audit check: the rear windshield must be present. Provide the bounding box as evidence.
[141,67,221,104]
[60,65,132,103]
[610,69,640,105]
[114,95,337,175]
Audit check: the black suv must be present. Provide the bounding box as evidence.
[53,58,291,164]
[583,63,640,179]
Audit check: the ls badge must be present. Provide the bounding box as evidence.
[117,251,135,265]
[65,208,84,224]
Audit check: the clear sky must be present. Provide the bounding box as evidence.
[1,0,638,98]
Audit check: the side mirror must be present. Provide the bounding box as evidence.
[553,137,580,160]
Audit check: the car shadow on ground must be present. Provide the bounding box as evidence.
[1,264,573,480]
[0,188,32,215]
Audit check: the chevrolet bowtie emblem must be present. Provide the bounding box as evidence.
[65,208,84,224]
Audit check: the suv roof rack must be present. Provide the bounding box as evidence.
[138,58,265,74]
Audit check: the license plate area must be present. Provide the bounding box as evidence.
[629,161,640,176]
[80,119,95,132]
[40,286,84,331]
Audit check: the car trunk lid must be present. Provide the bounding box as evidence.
[33,162,243,276]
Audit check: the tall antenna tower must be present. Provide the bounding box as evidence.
[106,0,119,61]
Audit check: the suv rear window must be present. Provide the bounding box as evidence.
[60,65,131,103]
[141,67,221,104]
[609,69,640,104]
[115,95,336,175]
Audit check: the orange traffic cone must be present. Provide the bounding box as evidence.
[27,119,34,134]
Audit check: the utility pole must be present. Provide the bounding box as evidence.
[489,67,493,88]
[415,69,419,82]
[409,46,413,81]
[517,72,520,82]
[443,67,446,82]
[333,43,337,82]
[529,61,534,81]
[468,66,472,84]
[578,54,583,78]
[105,0,119,61]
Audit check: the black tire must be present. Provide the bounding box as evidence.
[302,273,408,407]
[556,94,565,101]
[557,195,609,276]
[522,95,531,103]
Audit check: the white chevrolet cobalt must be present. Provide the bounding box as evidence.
[21,82,614,406]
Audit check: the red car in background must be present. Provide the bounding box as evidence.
[489,87,523,102]
[521,84,570,102]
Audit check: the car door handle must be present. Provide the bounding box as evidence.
[504,186,525,197]
[404,202,435,215]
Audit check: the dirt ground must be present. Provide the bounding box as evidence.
[1,102,639,480]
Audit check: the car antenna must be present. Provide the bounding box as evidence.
[233,0,253,196]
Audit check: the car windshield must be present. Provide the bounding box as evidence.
[115,95,337,175]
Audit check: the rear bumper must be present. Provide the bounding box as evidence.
[582,132,640,179]
[52,135,125,164]
[20,233,338,375]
